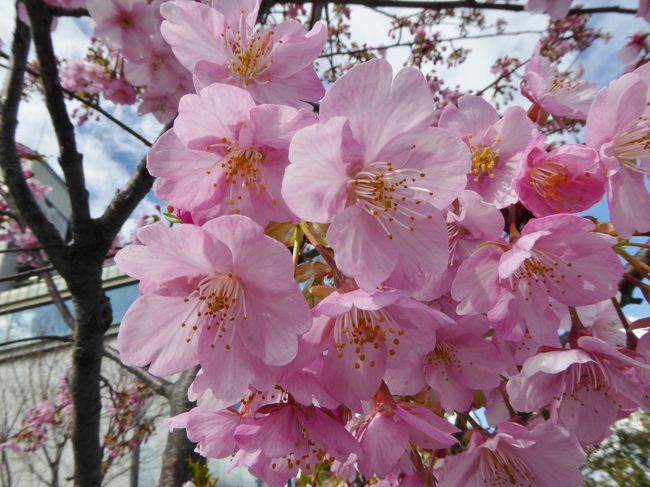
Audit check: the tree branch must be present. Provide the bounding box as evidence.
[98,123,171,240]
[282,1,636,15]
[47,5,89,17]
[0,335,72,348]
[0,12,67,269]
[619,245,650,307]
[25,0,91,242]
[0,50,153,147]
[309,1,324,29]
[102,345,170,397]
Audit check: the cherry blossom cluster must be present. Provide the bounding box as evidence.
[620,32,650,72]
[103,1,650,485]
[0,373,154,469]
[0,144,51,266]
[103,383,154,461]
[0,374,71,453]
[65,0,193,123]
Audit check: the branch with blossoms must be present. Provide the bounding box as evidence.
[0,372,156,479]
[95,1,650,486]
[2,0,650,486]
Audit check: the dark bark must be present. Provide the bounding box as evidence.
[66,266,113,487]
[619,247,650,307]
[158,369,201,487]
[25,0,91,243]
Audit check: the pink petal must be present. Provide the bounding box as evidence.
[283,117,358,223]
[320,59,435,163]
[115,224,231,284]
[327,205,398,291]
[117,291,200,376]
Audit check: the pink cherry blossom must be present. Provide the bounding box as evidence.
[234,402,361,485]
[148,82,315,225]
[124,34,187,94]
[353,388,459,478]
[86,0,158,59]
[584,65,650,237]
[102,78,137,105]
[619,33,649,69]
[576,300,627,348]
[115,215,312,404]
[137,86,186,124]
[171,407,242,460]
[414,190,504,302]
[452,214,623,342]
[283,59,470,292]
[60,59,108,95]
[523,43,598,120]
[507,336,650,444]
[516,135,606,216]
[439,95,537,208]
[160,0,326,108]
[446,190,504,264]
[389,316,505,412]
[438,421,585,487]
[305,288,454,410]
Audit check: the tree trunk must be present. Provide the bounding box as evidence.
[158,369,201,487]
[67,267,113,487]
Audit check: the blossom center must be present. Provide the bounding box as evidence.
[512,251,575,300]
[224,16,274,86]
[333,307,404,366]
[447,221,468,261]
[181,273,247,349]
[351,161,433,240]
[527,160,591,212]
[481,449,536,487]
[468,135,502,182]
[116,11,135,29]
[205,138,274,210]
[613,113,650,173]
[548,76,581,93]
[426,341,460,370]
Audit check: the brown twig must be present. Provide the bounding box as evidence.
[102,345,170,397]
[611,297,638,350]
[25,0,91,242]
[277,1,636,16]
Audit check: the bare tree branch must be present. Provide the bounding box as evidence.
[0,13,67,268]
[102,345,170,397]
[47,5,88,17]
[25,0,91,242]
[619,245,650,307]
[309,1,324,29]
[272,1,636,16]
[0,335,72,348]
[320,29,544,58]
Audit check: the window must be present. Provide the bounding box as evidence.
[0,282,139,344]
